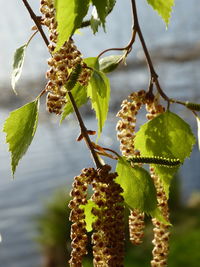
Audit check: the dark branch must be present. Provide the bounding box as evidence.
[131,0,170,103]
[67,91,102,168]
[22,0,49,47]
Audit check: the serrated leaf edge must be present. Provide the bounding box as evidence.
[3,99,39,176]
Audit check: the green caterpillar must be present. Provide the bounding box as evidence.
[185,101,200,111]
[128,156,181,167]
[65,63,82,91]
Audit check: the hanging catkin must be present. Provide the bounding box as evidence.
[150,168,170,267]
[91,165,125,266]
[116,90,146,245]
[68,165,125,266]
[40,0,91,115]
[68,168,96,266]
[145,97,170,267]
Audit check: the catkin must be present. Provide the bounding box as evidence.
[69,165,125,266]
[116,90,146,245]
[116,90,146,157]
[129,210,145,245]
[68,168,96,266]
[91,165,125,266]
[145,95,165,120]
[145,98,169,267]
[40,0,91,115]
[150,169,170,267]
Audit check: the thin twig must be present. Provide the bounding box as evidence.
[97,27,136,58]
[131,0,171,104]
[95,150,118,160]
[132,0,200,112]
[22,0,102,169]
[102,147,121,159]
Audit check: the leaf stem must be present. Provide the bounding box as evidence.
[22,0,102,169]
[26,30,38,46]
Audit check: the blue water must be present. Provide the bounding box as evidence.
[0,0,200,266]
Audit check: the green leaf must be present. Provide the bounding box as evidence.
[150,207,171,225]
[83,57,110,138]
[135,111,196,196]
[83,57,99,70]
[147,0,175,25]
[91,0,108,26]
[196,116,200,150]
[116,157,157,213]
[87,69,110,138]
[107,0,116,12]
[90,0,116,33]
[90,7,101,34]
[99,55,123,73]
[3,100,39,176]
[80,200,98,232]
[60,84,88,123]
[54,0,90,51]
[11,44,27,93]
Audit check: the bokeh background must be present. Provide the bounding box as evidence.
[0,0,200,266]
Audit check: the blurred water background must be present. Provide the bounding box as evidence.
[0,0,200,266]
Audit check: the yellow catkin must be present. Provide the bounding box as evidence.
[68,168,96,266]
[145,98,169,267]
[40,0,91,115]
[129,210,145,245]
[91,165,125,266]
[150,169,170,267]
[116,90,147,245]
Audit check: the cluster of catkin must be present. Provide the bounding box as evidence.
[116,90,146,246]
[117,90,170,266]
[40,0,91,115]
[69,165,125,267]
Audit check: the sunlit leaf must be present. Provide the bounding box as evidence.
[99,55,124,73]
[60,84,88,123]
[147,0,175,25]
[150,207,171,225]
[84,57,100,70]
[116,157,157,213]
[135,111,196,196]
[3,100,39,176]
[90,6,101,34]
[87,70,110,139]
[54,0,90,51]
[91,0,108,26]
[11,44,27,93]
[90,0,116,33]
